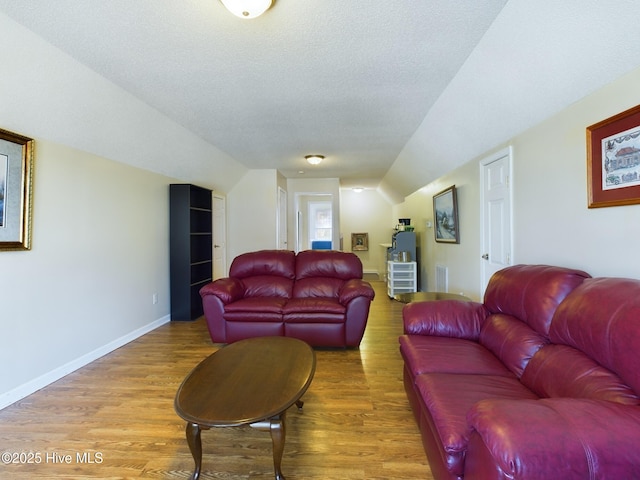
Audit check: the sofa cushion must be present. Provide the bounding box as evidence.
[483,265,590,336]
[467,398,640,480]
[416,373,538,476]
[520,344,640,405]
[479,313,549,378]
[550,277,640,397]
[399,335,512,377]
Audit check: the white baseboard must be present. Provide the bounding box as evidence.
[363,269,380,279]
[0,315,171,411]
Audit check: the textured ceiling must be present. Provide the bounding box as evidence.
[0,0,507,192]
[1,0,640,200]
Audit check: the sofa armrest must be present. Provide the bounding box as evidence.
[199,277,244,304]
[339,279,375,305]
[402,300,489,340]
[466,398,640,479]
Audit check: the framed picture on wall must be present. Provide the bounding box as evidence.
[433,185,459,244]
[587,104,640,208]
[351,232,369,251]
[0,128,34,251]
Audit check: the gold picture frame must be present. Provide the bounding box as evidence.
[0,128,34,250]
[351,232,369,251]
[433,185,459,244]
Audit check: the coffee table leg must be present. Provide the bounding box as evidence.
[185,422,203,480]
[270,412,286,480]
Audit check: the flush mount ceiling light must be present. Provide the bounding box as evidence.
[305,155,324,165]
[219,0,274,19]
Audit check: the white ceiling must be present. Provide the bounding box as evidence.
[1,0,640,200]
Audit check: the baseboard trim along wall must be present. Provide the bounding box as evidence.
[0,315,171,411]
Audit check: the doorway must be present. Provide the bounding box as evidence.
[212,194,227,279]
[277,187,288,250]
[295,193,333,252]
[480,147,513,295]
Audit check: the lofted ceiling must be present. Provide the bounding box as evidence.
[1,1,640,201]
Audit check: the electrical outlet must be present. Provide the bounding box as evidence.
[152,293,158,305]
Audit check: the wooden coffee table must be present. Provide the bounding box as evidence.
[174,336,316,480]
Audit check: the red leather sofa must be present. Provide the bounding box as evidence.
[400,264,640,479]
[200,249,375,347]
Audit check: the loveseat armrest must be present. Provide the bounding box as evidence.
[466,398,640,479]
[403,300,489,340]
[199,277,244,304]
[339,279,375,305]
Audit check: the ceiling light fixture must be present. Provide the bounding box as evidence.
[353,187,364,193]
[219,0,274,19]
[305,155,324,165]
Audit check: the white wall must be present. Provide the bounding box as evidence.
[0,140,176,408]
[394,65,640,300]
[226,169,280,260]
[0,11,234,409]
[340,188,393,278]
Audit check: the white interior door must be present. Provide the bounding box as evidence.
[212,195,227,279]
[277,187,288,250]
[480,147,513,296]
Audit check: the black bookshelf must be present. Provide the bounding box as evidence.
[170,184,213,321]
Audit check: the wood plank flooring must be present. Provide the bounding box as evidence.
[0,281,433,479]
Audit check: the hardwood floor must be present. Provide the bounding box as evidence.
[0,281,433,479]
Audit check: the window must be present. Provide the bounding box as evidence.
[309,201,332,242]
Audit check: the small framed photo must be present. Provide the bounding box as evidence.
[587,104,640,208]
[433,185,459,244]
[351,232,369,251]
[0,128,34,250]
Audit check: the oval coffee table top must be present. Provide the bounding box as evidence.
[175,336,316,427]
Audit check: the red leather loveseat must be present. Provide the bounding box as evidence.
[400,264,640,479]
[200,249,375,347]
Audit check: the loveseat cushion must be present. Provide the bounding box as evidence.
[223,297,288,322]
[241,275,293,299]
[293,277,344,299]
[295,249,363,280]
[400,334,512,377]
[416,373,538,477]
[229,249,296,279]
[283,298,345,323]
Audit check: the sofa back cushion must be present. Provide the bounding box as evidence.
[483,265,590,336]
[479,314,548,378]
[229,250,295,298]
[520,344,640,405]
[549,277,640,397]
[293,250,363,299]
